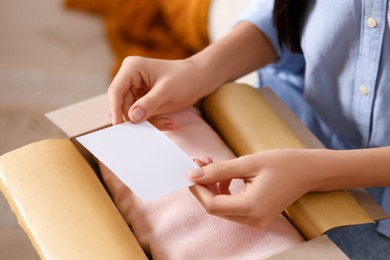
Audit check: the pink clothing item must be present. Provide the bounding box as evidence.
[101,108,304,259]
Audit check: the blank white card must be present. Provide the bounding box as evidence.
[76,121,197,202]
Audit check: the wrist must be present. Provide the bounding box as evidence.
[308,147,390,192]
[306,149,344,192]
[184,53,227,98]
[186,48,227,85]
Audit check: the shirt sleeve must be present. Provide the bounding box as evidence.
[234,0,282,56]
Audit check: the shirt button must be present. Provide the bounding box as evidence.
[367,17,377,28]
[359,85,369,96]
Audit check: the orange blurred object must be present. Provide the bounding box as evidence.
[64,0,211,75]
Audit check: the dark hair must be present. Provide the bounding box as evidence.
[273,0,309,53]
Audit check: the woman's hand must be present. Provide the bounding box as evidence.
[188,149,326,230]
[193,157,232,196]
[107,57,217,126]
[107,22,277,126]
[188,146,390,230]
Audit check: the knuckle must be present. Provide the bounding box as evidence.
[122,56,139,65]
[122,56,147,68]
[204,162,223,177]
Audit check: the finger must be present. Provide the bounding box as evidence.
[190,185,278,230]
[203,156,214,165]
[188,184,216,208]
[193,158,204,167]
[189,184,250,216]
[107,63,134,125]
[148,116,177,131]
[193,157,214,167]
[189,175,230,195]
[188,156,256,184]
[206,184,221,195]
[218,179,232,195]
[122,91,135,122]
[108,56,149,124]
[108,90,125,125]
[129,86,163,122]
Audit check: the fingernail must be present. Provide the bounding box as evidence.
[131,107,145,121]
[163,123,177,131]
[188,168,204,179]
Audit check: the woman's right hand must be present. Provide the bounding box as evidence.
[107,56,217,125]
[107,22,278,126]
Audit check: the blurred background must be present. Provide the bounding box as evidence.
[0,0,113,258]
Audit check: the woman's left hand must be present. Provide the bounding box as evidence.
[188,148,323,230]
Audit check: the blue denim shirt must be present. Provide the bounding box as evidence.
[236,0,390,151]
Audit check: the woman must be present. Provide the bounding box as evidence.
[107,0,390,257]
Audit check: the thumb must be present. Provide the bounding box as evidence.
[129,106,147,122]
[128,89,162,122]
[188,157,250,184]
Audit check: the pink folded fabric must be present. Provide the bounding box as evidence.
[100,108,304,259]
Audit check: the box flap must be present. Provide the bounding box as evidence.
[46,93,111,138]
[284,190,373,240]
[267,235,348,259]
[0,140,147,259]
[347,188,390,221]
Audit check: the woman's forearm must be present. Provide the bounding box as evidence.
[188,22,277,91]
[311,146,390,192]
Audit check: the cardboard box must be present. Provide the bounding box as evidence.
[0,83,387,259]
